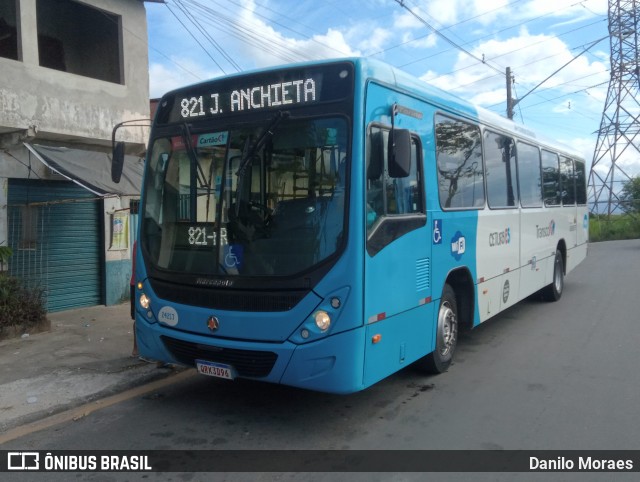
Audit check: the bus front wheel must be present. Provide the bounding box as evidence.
[420,284,458,374]
[542,249,564,302]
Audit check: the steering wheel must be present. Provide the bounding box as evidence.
[249,201,273,227]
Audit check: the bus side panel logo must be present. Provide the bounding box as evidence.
[158,306,179,326]
[450,231,466,260]
[536,220,556,238]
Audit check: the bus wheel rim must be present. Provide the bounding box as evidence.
[439,301,457,357]
[554,257,562,292]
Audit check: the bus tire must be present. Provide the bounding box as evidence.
[420,284,458,374]
[542,249,564,302]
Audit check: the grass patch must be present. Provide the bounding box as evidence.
[589,214,640,242]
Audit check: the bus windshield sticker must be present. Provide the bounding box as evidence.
[223,245,244,270]
[197,132,228,148]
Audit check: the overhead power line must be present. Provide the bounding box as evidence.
[171,0,242,73]
[507,35,608,118]
[394,0,505,76]
[166,1,228,73]
[414,17,607,86]
[395,2,605,68]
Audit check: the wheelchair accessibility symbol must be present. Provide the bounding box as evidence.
[433,219,443,245]
[224,245,243,269]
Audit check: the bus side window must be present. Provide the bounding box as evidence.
[542,150,561,206]
[367,128,385,227]
[484,131,517,208]
[560,156,576,205]
[435,115,484,209]
[574,160,587,205]
[367,126,422,227]
[366,124,425,256]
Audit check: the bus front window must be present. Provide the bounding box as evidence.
[142,117,349,278]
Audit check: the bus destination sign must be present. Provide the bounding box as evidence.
[159,62,354,124]
[179,78,317,119]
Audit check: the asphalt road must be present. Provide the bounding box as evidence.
[3,239,640,480]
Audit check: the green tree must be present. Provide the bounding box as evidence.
[620,176,640,214]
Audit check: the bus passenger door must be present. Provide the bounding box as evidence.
[362,88,432,387]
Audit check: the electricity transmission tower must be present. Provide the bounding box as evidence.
[588,0,640,216]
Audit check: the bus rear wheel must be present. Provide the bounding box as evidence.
[542,249,564,302]
[420,284,458,374]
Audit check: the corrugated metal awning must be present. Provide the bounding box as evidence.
[24,142,144,196]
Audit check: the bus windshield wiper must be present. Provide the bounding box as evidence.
[182,122,208,188]
[236,110,289,177]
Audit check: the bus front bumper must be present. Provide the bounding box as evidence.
[135,315,366,394]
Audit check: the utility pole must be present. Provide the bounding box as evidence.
[506,67,514,120]
[504,37,604,122]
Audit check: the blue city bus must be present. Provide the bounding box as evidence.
[113,58,588,394]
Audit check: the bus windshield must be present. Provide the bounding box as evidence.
[142,116,348,278]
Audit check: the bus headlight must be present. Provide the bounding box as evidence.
[139,293,151,310]
[314,310,331,331]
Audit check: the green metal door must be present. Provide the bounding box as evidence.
[7,179,102,311]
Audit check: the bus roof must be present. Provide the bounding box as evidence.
[160,57,583,161]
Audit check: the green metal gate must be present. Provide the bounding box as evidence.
[7,179,102,312]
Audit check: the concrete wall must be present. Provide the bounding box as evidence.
[0,0,149,146]
[104,195,137,306]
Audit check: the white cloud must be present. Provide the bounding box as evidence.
[469,88,509,106]
[419,27,609,107]
[401,31,438,50]
[356,27,394,54]
[394,10,424,30]
[511,0,607,24]
[563,136,597,168]
[230,0,359,68]
[148,61,222,99]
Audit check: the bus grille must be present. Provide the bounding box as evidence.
[161,336,278,378]
[150,278,307,312]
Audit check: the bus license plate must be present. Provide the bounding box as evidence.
[196,360,235,380]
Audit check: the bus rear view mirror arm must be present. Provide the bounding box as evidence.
[111,118,151,183]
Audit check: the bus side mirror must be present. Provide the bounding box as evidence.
[388,128,411,178]
[112,141,125,183]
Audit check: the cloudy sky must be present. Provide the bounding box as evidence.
[145,0,623,173]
